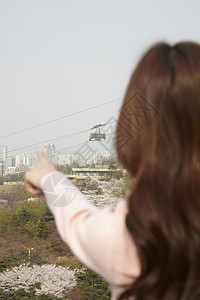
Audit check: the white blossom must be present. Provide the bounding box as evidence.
[0,264,77,297]
[82,177,125,208]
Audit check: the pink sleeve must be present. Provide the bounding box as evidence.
[41,171,140,286]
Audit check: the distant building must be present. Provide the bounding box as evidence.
[0,146,8,176]
[57,153,71,165]
[0,146,8,162]
[44,144,57,164]
[71,166,113,178]
[15,153,21,168]
[5,155,16,174]
[29,156,37,167]
[23,156,29,166]
[6,155,15,168]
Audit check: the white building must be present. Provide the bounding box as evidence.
[57,153,71,165]
[0,146,8,162]
[15,153,21,168]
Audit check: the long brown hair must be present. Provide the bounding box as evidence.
[116,41,200,299]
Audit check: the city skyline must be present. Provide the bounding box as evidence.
[0,142,115,176]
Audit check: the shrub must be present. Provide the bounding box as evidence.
[0,287,62,299]
[77,268,111,300]
[56,256,84,270]
[0,199,51,239]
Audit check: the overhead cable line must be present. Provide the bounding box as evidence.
[0,97,122,139]
[8,129,91,154]
[3,120,116,158]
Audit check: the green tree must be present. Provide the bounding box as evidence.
[112,169,124,180]
[0,176,3,185]
[0,185,34,210]
[0,288,62,299]
[0,199,50,239]
[3,172,25,182]
[77,268,111,300]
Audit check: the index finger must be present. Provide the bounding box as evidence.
[38,150,47,161]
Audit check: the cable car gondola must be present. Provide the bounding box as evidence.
[89,124,106,141]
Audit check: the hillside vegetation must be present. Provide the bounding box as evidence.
[0,173,130,299]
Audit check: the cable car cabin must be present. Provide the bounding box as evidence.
[89,132,106,141]
[89,124,106,141]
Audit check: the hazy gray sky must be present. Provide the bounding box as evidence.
[0,0,199,154]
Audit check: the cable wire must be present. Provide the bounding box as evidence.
[0,97,122,139]
[1,120,116,159]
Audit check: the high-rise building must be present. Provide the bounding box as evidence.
[0,146,8,162]
[51,144,56,164]
[15,153,21,168]
[44,144,57,164]
[0,146,7,176]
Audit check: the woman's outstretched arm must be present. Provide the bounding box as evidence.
[25,152,140,288]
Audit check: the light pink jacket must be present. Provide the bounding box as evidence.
[41,171,140,299]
